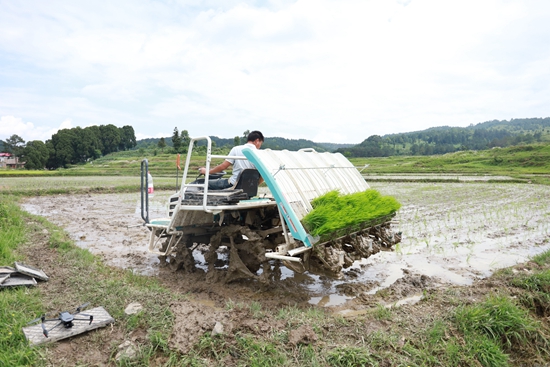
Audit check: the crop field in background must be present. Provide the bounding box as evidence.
[0,176,182,195]
[2,142,550,185]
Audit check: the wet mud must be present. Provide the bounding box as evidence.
[20,182,550,314]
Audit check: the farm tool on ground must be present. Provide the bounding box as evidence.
[141,136,401,283]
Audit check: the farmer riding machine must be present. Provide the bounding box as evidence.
[141,136,401,283]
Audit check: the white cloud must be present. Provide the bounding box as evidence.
[0,116,36,141]
[0,116,75,142]
[1,0,550,144]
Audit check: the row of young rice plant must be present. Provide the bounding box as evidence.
[365,182,550,286]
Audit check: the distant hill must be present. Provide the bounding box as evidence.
[337,117,550,157]
[136,135,353,152]
[134,117,550,157]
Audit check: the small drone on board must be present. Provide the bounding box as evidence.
[28,303,94,337]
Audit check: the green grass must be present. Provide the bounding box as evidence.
[326,346,377,367]
[453,294,540,350]
[509,263,550,321]
[0,194,180,366]
[531,250,550,267]
[302,189,401,239]
[235,335,288,367]
[0,196,43,366]
[0,199,26,263]
[511,270,550,293]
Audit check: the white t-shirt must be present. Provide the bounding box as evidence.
[225,142,257,185]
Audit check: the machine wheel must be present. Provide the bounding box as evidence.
[207,225,269,283]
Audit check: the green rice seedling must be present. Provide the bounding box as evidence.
[302,189,401,240]
[394,242,402,255]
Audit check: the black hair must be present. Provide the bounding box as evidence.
[247,130,264,142]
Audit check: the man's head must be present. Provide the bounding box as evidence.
[247,130,264,149]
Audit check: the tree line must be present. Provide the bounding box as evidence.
[138,131,352,153]
[2,118,549,169]
[2,124,136,169]
[336,118,550,157]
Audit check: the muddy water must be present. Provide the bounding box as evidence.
[21,182,550,307]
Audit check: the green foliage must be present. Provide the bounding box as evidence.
[180,129,190,152]
[3,134,25,156]
[119,125,137,151]
[23,140,49,169]
[99,124,121,155]
[172,127,182,153]
[158,137,167,153]
[40,124,137,169]
[302,189,401,239]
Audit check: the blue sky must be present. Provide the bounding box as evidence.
[1,0,549,144]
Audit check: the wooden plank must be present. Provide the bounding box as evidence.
[23,307,115,346]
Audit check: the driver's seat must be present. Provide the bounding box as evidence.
[233,169,260,198]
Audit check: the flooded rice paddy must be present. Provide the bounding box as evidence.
[21,181,550,308]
